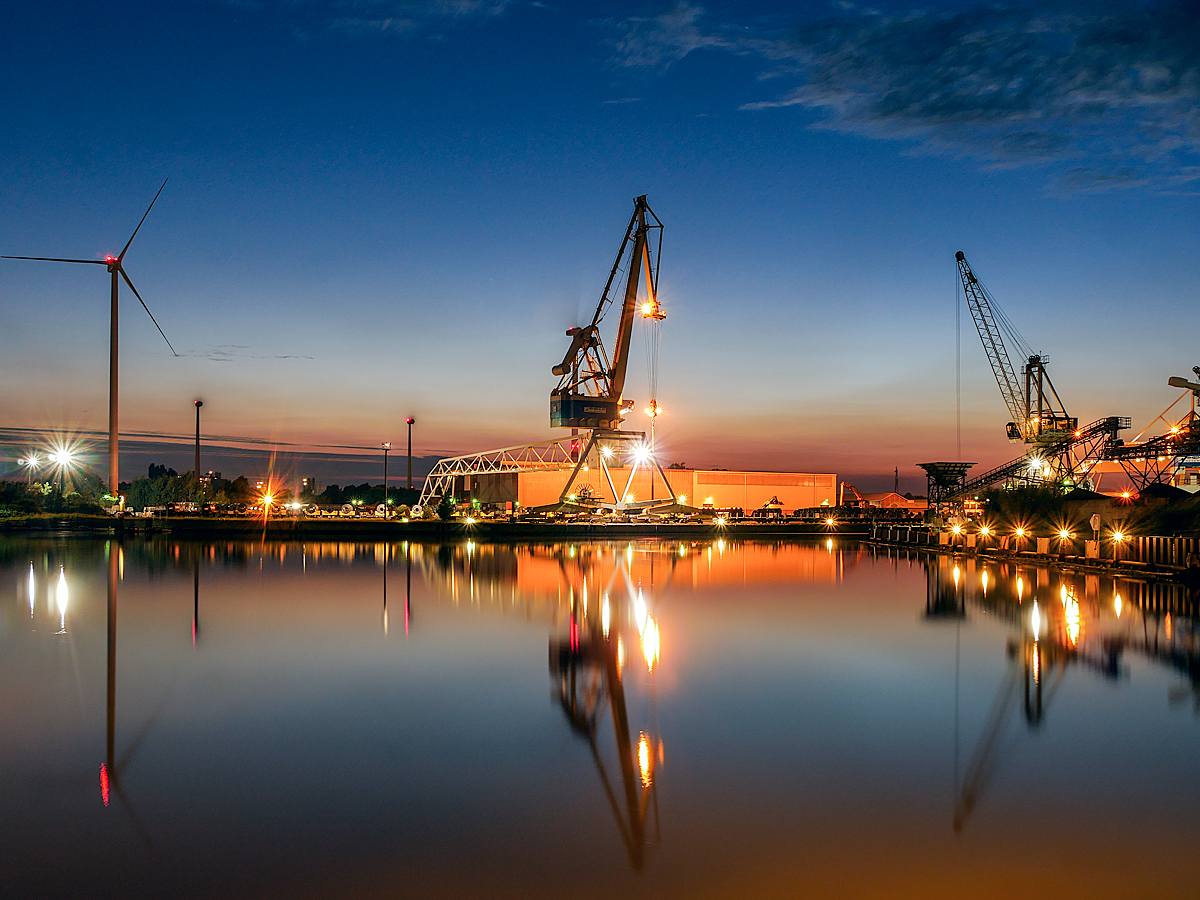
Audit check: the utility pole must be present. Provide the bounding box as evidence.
[894,466,899,494]
[194,400,203,496]
[406,417,415,490]
[382,442,391,517]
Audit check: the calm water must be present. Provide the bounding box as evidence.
[2,537,1198,899]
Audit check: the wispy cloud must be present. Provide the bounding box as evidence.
[218,0,514,39]
[183,345,314,362]
[609,1,1200,192]
[601,96,642,105]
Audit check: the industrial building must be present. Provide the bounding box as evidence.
[449,467,836,513]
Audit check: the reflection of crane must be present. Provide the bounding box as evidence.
[956,251,1076,445]
[932,564,1127,832]
[549,619,660,870]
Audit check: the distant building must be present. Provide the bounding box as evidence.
[457,468,837,513]
[861,492,928,511]
[199,470,222,486]
[301,476,318,495]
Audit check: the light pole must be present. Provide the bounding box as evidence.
[382,442,391,517]
[19,453,41,483]
[194,400,203,497]
[406,418,415,491]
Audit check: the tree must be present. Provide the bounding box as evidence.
[437,495,455,520]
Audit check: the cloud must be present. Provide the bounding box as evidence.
[610,1,1200,192]
[218,0,514,39]
[601,96,642,105]
[184,345,314,362]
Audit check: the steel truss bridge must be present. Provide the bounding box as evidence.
[417,429,681,514]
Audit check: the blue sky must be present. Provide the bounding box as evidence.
[2,1,1198,490]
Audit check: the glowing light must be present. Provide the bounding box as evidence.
[1065,595,1081,647]
[55,566,68,633]
[635,588,648,634]
[465,517,476,525]
[1121,491,1131,499]
[826,517,835,527]
[1114,593,1123,618]
[1061,584,1068,605]
[677,494,686,504]
[825,538,833,552]
[979,526,990,537]
[617,637,625,671]
[641,301,654,316]
[951,524,962,535]
[642,617,660,671]
[1166,613,1173,639]
[981,570,989,593]
[678,544,687,557]
[100,764,110,807]
[1017,576,1024,602]
[601,445,614,458]
[705,496,714,505]
[1058,529,1071,540]
[1112,531,1125,543]
[263,494,273,506]
[602,595,611,637]
[1015,527,1026,538]
[633,445,651,463]
[28,563,35,617]
[51,448,75,467]
[1031,601,1042,640]
[715,516,726,526]
[953,565,960,588]
[638,732,653,786]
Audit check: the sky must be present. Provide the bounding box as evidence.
[1,0,1198,492]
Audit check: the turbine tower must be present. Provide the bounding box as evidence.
[4,180,177,496]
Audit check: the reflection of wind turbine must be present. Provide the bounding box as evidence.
[193,555,201,646]
[100,541,161,857]
[550,613,660,870]
[3,180,178,493]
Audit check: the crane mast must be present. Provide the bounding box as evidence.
[956,251,1076,444]
[551,195,663,431]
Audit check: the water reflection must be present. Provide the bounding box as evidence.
[915,553,1200,832]
[2,538,1198,897]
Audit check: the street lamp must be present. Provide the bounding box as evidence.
[19,453,42,483]
[406,417,415,491]
[382,442,391,518]
[194,400,203,497]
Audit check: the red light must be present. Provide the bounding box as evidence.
[100,764,110,806]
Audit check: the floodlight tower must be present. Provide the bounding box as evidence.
[4,180,177,494]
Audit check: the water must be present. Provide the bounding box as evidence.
[1,537,1198,898]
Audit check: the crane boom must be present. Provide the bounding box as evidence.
[552,196,663,430]
[956,251,1076,444]
[956,251,1025,430]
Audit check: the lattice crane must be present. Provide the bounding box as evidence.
[552,195,664,431]
[956,251,1076,444]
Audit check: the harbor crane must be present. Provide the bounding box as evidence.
[956,251,1077,445]
[552,195,664,431]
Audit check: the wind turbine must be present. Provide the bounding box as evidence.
[4,179,178,496]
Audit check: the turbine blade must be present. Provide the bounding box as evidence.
[118,177,168,261]
[2,256,107,264]
[119,268,178,356]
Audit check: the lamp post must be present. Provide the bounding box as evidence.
[406,417,415,491]
[382,442,391,518]
[194,400,203,497]
[19,453,41,483]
